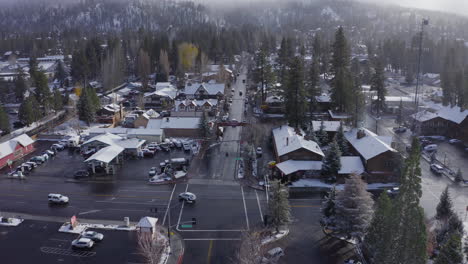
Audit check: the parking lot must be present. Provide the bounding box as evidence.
[0,220,142,264]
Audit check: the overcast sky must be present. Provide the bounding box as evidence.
[359,0,468,17]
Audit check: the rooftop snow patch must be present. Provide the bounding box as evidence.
[411,103,468,124]
[275,156,364,175]
[272,125,324,157]
[345,128,396,161]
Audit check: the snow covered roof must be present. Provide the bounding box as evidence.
[137,217,158,228]
[85,145,124,163]
[312,121,346,132]
[316,93,331,103]
[265,95,283,103]
[276,160,322,175]
[275,156,364,175]
[328,110,351,119]
[144,84,177,99]
[102,104,121,113]
[145,109,160,119]
[411,103,468,124]
[345,128,396,161]
[0,134,35,159]
[147,117,200,130]
[338,156,365,175]
[372,96,413,102]
[89,128,163,137]
[127,129,163,136]
[174,99,218,110]
[183,82,225,96]
[272,125,324,157]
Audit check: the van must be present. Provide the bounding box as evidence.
[423,144,438,152]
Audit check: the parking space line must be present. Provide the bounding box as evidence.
[255,190,263,221]
[96,201,167,205]
[185,238,241,241]
[162,184,177,226]
[291,205,321,207]
[241,186,250,230]
[40,247,96,257]
[176,229,246,232]
[207,240,213,264]
[176,184,189,231]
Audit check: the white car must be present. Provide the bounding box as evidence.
[52,143,65,151]
[71,237,94,249]
[149,167,157,177]
[48,193,69,204]
[256,147,263,157]
[430,164,444,175]
[179,192,196,203]
[183,143,191,151]
[449,139,462,145]
[423,144,438,152]
[81,231,104,242]
[261,247,284,263]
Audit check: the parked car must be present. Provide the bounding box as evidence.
[30,156,46,164]
[393,127,407,133]
[386,187,400,197]
[160,144,171,152]
[25,161,38,168]
[426,135,446,141]
[147,144,158,151]
[172,139,182,148]
[179,192,196,203]
[149,167,157,177]
[48,193,69,204]
[228,98,233,103]
[18,163,33,172]
[44,149,56,156]
[424,144,438,152]
[74,170,90,179]
[256,147,263,157]
[261,247,284,263]
[183,143,191,151]
[222,115,229,121]
[449,139,462,145]
[81,231,104,242]
[71,237,94,249]
[52,143,65,151]
[430,164,444,175]
[420,139,432,147]
[142,148,155,157]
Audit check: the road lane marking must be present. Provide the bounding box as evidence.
[162,184,177,226]
[176,184,189,231]
[185,238,241,241]
[78,209,101,215]
[106,208,149,212]
[95,201,167,205]
[176,229,246,232]
[207,240,213,264]
[49,238,70,242]
[255,190,263,221]
[291,205,321,208]
[241,186,250,230]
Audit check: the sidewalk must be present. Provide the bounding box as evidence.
[166,230,185,264]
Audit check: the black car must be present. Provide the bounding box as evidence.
[74,170,90,179]
[13,121,25,128]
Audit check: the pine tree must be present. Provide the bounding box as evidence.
[321,185,337,227]
[283,56,307,129]
[198,110,210,138]
[334,121,348,155]
[335,173,374,240]
[436,186,454,221]
[316,120,329,146]
[0,105,10,134]
[371,59,387,116]
[54,60,67,86]
[321,139,341,180]
[390,138,428,264]
[34,71,52,112]
[52,89,63,111]
[268,180,292,231]
[77,88,96,125]
[435,233,463,264]
[330,27,353,112]
[350,59,365,128]
[18,97,35,126]
[253,44,275,103]
[454,169,463,183]
[396,99,403,126]
[307,56,321,115]
[364,192,394,264]
[14,70,27,100]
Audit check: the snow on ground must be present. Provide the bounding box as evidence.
[289,179,398,190]
[59,222,136,234]
[0,217,24,226]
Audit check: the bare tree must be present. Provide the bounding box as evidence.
[137,49,151,91]
[235,230,266,264]
[137,232,165,264]
[101,42,126,91]
[159,49,170,81]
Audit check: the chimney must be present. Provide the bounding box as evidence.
[166,117,170,122]
[357,129,366,139]
[286,137,289,146]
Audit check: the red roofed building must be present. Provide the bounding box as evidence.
[0,134,35,169]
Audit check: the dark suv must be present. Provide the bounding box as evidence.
[74,170,90,179]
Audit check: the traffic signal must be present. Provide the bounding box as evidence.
[192,217,197,225]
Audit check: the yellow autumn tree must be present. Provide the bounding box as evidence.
[74,83,83,97]
[178,43,199,72]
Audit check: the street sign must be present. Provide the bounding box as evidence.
[180,224,192,228]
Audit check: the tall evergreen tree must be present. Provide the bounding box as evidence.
[54,60,67,86]
[321,139,341,180]
[435,233,463,264]
[321,185,337,227]
[34,71,52,112]
[371,59,387,116]
[316,120,329,146]
[77,88,96,125]
[335,173,374,240]
[436,186,454,221]
[334,122,348,155]
[330,27,353,112]
[390,138,428,264]
[253,44,275,103]
[14,69,27,100]
[0,105,10,134]
[198,110,210,138]
[19,96,41,126]
[306,56,321,115]
[283,56,307,129]
[268,180,292,232]
[364,192,394,264]
[52,89,63,111]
